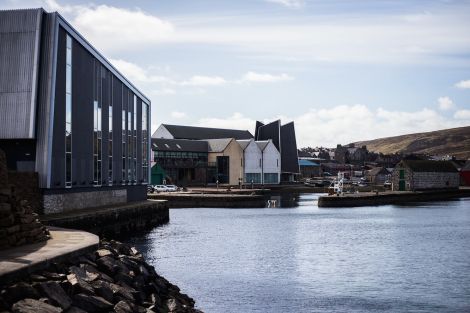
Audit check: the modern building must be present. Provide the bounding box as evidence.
[391,160,459,191]
[255,120,299,182]
[153,124,253,140]
[237,139,263,184]
[461,160,470,186]
[151,138,208,186]
[257,140,281,184]
[299,159,321,178]
[206,138,244,185]
[0,9,151,213]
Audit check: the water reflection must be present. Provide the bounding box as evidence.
[126,194,470,313]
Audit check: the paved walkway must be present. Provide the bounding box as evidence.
[0,227,99,283]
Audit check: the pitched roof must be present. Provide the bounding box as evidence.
[256,140,270,151]
[162,124,253,140]
[399,160,458,173]
[366,167,389,176]
[236,139,252,150]
[151,138,208,152]
[205,138,233,152]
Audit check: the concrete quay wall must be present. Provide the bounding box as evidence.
[318,189,470,208]
[41,200,169,237]
[148,193,266,208]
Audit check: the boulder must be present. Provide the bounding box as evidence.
[66,273,95,295]
[114,300,133,313]
[11,298,62,313]
[3,282,40,304]
[91,280,114,303]
[72,293,113,313]
[37,281,72,310]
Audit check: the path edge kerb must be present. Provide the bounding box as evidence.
[0,227,99,284]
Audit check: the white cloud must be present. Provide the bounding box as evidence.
[437,96,455,111]
[170,111,187,119]
[193,105,470,148]
[152,88,176,96]
[454,110,470,120]
[180,76,227,86]
[455,80,470,89]
[264,0,305,8]
[110,59,171,84]
[240,71,294,83]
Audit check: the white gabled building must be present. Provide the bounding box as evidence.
[257,140,281,184]
[238,139,263,184]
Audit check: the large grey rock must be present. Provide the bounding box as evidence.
[72,293,113,313]
[37,281,72,310]
[3,282,40,304]
[66,273,95,295]
[114,300,133,313]
[96,256,121,275]
[65,306,87,313]
[11,298,62,313]
[91,280,114,303]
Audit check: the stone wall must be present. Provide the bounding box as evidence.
[412,172,459,190]
[43,189,128,214]
[0,149,49,250]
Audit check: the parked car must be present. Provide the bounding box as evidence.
[147,185,155,193]
[154,185,169,192]
[384,181,392,188]
[165,185,178,192]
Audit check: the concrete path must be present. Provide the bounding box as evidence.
[0,227,99,283]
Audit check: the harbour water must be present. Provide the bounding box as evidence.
[127,194,470,313]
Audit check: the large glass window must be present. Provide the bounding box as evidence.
[263,173,278,184]
[142,102,148,183]
[65,34,72,188]
[245,173,262,184]
[108,77,113,185]
[133,95,137,183]
[122,87,127,184]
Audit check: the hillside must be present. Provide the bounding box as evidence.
[352,126,470,159]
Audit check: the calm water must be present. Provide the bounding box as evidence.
[127,194,470,313]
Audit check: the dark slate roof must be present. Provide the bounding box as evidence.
[367,167,389,176]
[400,160,458,173]
[151,138,208,152]
[162,124,253,140]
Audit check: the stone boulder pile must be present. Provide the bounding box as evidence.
[0,149,49,250]
[0,239,203,313]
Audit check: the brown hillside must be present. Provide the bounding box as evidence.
[353,126,470,159]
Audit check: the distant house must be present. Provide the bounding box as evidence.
[365,167,389,185]
[256,140,281,184]
[461,160,470,186]
[153,124,253,140]
[237,139,281,185]
[299,159,321,178]
[206,138,243,185]
[391,160,459,191]
[151,138,208,186]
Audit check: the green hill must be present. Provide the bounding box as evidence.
[353,126,470,159]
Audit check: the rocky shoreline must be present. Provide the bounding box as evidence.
[0,239,202,313]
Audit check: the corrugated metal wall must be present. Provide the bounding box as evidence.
[0,9,42,139]
[35,12,56,188]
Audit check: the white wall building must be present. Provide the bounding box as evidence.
[257,140,281,184]
[238,139,263,184]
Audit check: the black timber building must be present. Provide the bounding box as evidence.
[255,120,300,182]
[0,9,151,213]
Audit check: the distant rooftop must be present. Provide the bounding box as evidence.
[161,124,253,140]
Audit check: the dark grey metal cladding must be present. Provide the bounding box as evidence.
[35,11,56,188]
[256,120,281,151]
[280,122,300,174]
[0,9,43,139]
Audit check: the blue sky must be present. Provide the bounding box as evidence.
[2,0,470,147]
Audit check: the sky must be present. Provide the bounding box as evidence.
[1,0,470,147]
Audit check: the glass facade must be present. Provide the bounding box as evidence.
[142,102,148,183]
[263,173,279,184]
[245,173,262,184]
[122,87,126,184]
[65,34,72,188]
[108,78,113,185]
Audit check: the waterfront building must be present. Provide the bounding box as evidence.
[237,139,263,184]
[153,124,253,140]
[206,138,244,185]
[365,167,390,185]
[257,140,281,184]
[151,139,209,186]
[460,160,470,186]
[255,120,300,182]
[391,160,459,191]
[299,159,321,178]
[0,9,151,213]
